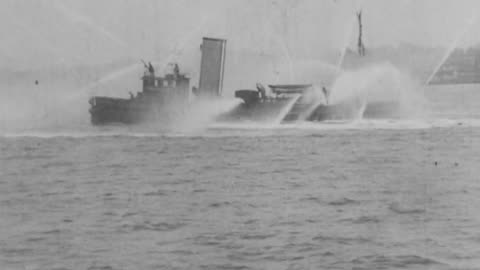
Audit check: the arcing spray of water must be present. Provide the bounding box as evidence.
[52,2,129,49]
[336,15,357,74]
[424,12,478,86]
[274,94,302,124]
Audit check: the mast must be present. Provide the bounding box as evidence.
[357,10,366,56]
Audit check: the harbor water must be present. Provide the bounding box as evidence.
[1,84,480,269]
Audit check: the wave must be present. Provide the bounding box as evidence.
[340,215,381,224]
[388,202,426,215]
[312,234,372,245]
[328,197,358,206]
[350,254,445,268]
[120,221,185,232]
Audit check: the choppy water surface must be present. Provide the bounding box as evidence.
[1,85,480,270]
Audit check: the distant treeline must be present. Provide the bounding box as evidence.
[341,44,480,84]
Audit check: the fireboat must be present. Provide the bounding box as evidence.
[88,37,227,125]
[89,12,401,126]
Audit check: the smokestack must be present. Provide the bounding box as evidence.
[198,37,227,97]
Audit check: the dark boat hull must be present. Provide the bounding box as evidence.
[89,96,186,125]
[89,97,141,125]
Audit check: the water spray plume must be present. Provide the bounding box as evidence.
[265,1,300,83]
[81,15,210,94]
[80,63,140,94]
[52,1,208,70]
[424,12,478,87]
[274,94,301,124]
[157,15,209,72]
[52,2,129,50]
[0,82,92,133]
[279,35,295,82]
[336,15,356,74]
[326,64,427,120]
[171,97,242,133]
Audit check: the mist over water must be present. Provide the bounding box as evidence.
[1,79,479,137]
[327,63,428,119]
[0,82,90,133]
[165,97,243,133]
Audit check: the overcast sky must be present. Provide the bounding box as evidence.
[1,0,480,70]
